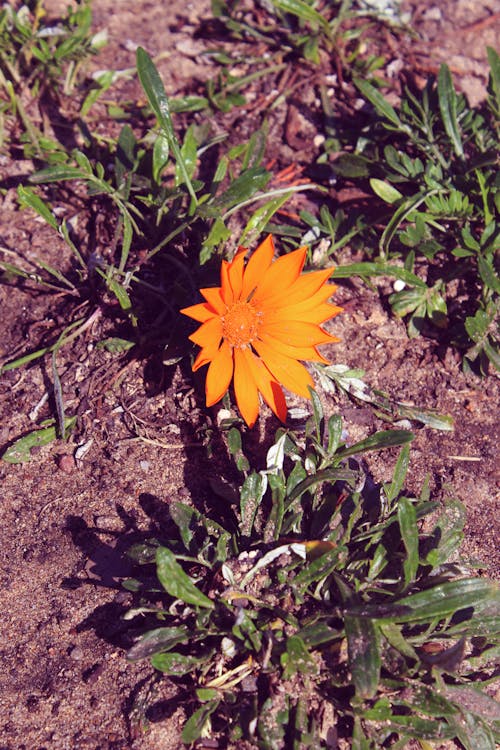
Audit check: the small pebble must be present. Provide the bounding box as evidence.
[69,646,84,661]
[57,454,75,473]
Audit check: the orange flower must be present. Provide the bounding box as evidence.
[180,235,342,427]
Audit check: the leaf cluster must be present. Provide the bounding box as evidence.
[327,54,500,372]
[124,398,499,748]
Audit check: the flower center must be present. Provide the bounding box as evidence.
[222,301,261,348]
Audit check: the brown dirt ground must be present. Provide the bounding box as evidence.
[0,1,499,749]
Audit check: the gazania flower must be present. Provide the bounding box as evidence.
[180,234,342,427]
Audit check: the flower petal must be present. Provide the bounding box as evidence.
[206,340,233,406]
[242,348,287,422]
[265,298,343,325]
[220,260,233,306]
[253,338,314,398]
[193,344,219,371]
[200,287,226,315]
[180,302,216,323]
[233,348,260,427]
[252,246,307,304]
[263,267,333,307]
[261,320,335,347]
[189,316,223,349]
[258,332,330,364]
[241,234,275,300]
[227,247,246,301]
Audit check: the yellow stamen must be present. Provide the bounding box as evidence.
[222,301,261,348]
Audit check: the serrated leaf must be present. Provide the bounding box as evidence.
[156,547,214,609]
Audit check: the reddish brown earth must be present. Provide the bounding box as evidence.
[0,1,498,748]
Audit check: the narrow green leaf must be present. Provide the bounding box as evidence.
[336,430,414,460]
[127,626,188,661]
[348,579,499,623]
[398,497,419,586]
[136,47,197,205]
[2,417,77,463]
[437,64,464,158]
[332,261,427,287]
[107,277,132,311]
[345,615,381,699]
[385,443,410,503]
[487,46,500,114]
[152,132,169,184]
[239,191,293,244]
[240,471,267,537]
[354,78,403,128]
[273,0,331,34]
[156,547,214,609]
[17,186,58,229]
[30,165,86,183]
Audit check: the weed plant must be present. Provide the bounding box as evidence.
[124,396,499,748]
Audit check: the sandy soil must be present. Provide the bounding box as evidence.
[0,1,498,748]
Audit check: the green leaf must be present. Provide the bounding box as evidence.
[370,178,403,204]
[240,471,267,537]
[385,443,410,503]
[136,47,197,206]
[273,0,331,34]
[215,165,270,210]
[354,78,403,129]
[96,337,135,354]
[424,498,465,568]
[478,255,500,294]
[156,547,214,609]
[107,277,132,311]
[398,497,419,586]
[335,430,414,460]
[239,191,293,244]
[487,46,500,114]
[281,635,318,679]
[437,64,464,158]
[151,651,208,676]
[348,579,499,623]
[152,132,169,183]
[126,626,188,661]
[30,165,87,183]
[2,417,77,463]
[332,261,427,287]
[17,186,58,230]
[345,615,381,699]
[182,700,220,744]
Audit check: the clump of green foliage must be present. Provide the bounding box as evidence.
[124,396,499,748]
[329,51,500,373]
